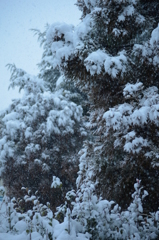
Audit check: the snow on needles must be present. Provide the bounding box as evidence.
[103,82,159,155]
[84,50,127,77]
[44,14,127,78]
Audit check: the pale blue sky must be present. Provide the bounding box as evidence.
[0,0,80,111]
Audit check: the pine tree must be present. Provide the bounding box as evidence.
[40,0,159,212]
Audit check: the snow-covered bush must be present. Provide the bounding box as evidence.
[0,187,90,240]
[0,180,158,239]
[72,179,159,239]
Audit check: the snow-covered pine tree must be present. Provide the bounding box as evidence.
[0,64,86,211]
[40,0,159,212]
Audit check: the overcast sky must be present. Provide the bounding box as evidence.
[0,0,81,111]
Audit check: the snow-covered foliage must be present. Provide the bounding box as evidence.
[0,180,159,239]
[38,0,150,82]
[103,82,159,160]
[0,64,85,209]
[72,179,159,239]
[38,10,129,80]
[0,187,90,240]
[1,0,159,239]
[63,0,159,212]
[51,176,62,188]
[84,50,127,77]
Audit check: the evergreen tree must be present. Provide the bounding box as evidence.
[41,0,159,211]
[0,64,86,211]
